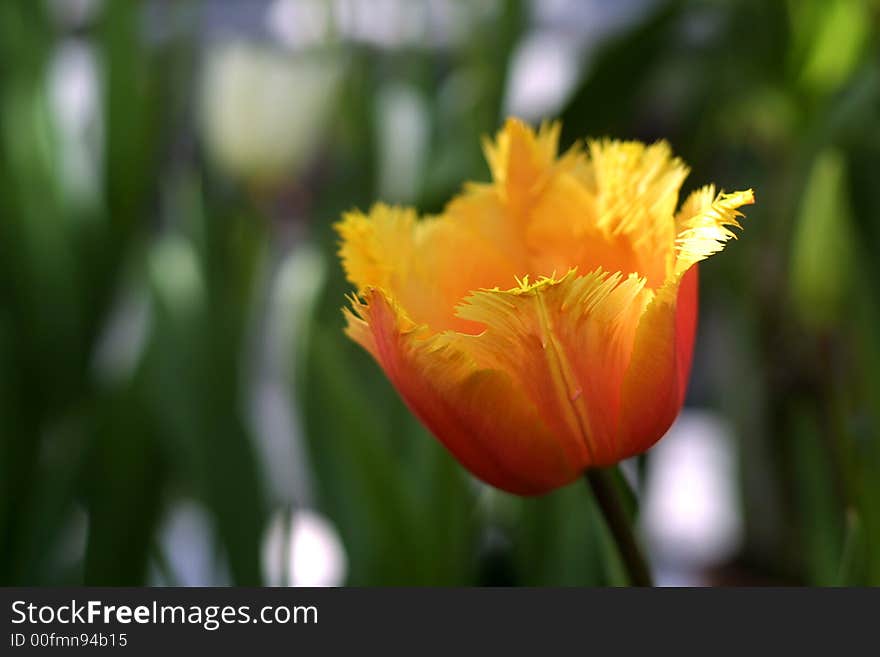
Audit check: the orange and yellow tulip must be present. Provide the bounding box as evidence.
[337,118,754,495]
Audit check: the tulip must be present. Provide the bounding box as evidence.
[336,118,753,496]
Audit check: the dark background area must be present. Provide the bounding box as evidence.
[1,0,879,586]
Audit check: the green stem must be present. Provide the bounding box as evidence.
[585,468,654,587]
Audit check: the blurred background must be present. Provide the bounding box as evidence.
[1,0,879,587]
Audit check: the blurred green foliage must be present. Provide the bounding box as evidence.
[1,0,879,586]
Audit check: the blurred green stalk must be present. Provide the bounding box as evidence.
[585,468,653,587]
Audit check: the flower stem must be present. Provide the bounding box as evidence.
[585,467,654,587]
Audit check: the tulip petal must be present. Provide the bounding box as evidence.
[483,118,564,210]
[336,203,418,292]
[616,265,698,459]
[674,264,699,403]
[477,118,586,256]
[675,186,755,274]
[344,288,580,495]
[587,139,689,242]
[524,138,690,287]
[337,203,522,334]
[455,269,653,467]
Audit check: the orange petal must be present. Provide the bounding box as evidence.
[616,265,698,459]
[674,264,699,403]
[344,288,580,495]
[482,118,563,212]
[336,203,521,334]
[454,269,653,467]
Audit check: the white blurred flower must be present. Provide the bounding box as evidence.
[641,410,743,585]
[199,42,343,187]
[262,508,347,587]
